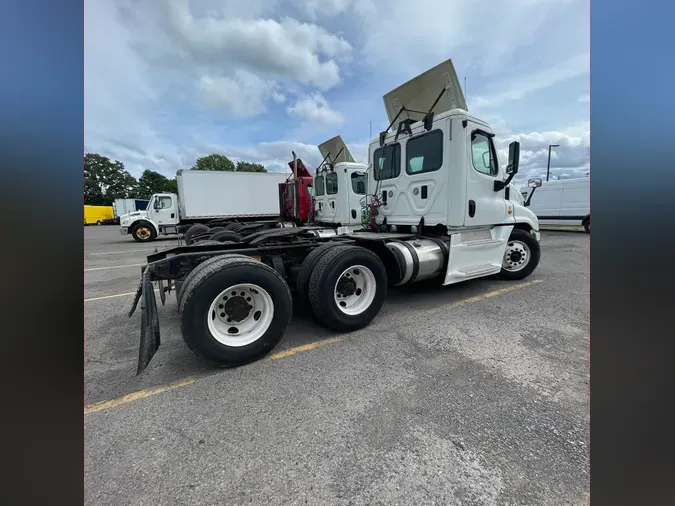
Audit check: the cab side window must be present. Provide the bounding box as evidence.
[315,175,325,196]
[351,172,366,194]
[157,196,172,209]
[373,143,401,181]
[406,130,443,175]
[471,133,498,176]
[326,172,338,195]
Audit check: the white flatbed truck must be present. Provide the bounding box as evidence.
[130,59,543,375]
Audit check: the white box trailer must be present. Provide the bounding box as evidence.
[176,170,288,219]
[119,170,291,242]
[521,177,589,232]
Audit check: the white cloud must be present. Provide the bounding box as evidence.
[497,122,590,185]
[473,52,590,109]
[128,1,352,90]
[287,92,345,125]
[198,70,284,117]
[357,0,585,76]
[85,0,590,187]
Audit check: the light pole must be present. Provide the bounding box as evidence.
[546,144,560,181]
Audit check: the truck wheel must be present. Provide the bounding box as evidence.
[207,227,226,235]
[184,224,209,245]
[583,216,590,234]
[131,223,157,242]
[308,245,387,332]
[174,250,230,307]
[496,229,541,281]
[210,230,243,243]
[179,255,293,367]
[296,243,351,309]
[224,222,241,231]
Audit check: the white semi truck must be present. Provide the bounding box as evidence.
[118,170,290,242]
[130,58,543,375]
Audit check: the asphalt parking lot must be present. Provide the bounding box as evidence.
[85,225,589,506]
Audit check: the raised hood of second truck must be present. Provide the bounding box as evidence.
[176,169,290,219]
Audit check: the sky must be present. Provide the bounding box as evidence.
[85,0,589,187]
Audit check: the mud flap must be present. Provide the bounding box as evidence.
[134,273,161,375]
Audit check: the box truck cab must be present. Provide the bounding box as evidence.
[313,136,369,227]
[521,177,590,232]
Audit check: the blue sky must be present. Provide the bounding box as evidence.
[85,0,589,185]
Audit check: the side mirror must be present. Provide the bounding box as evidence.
[524,178,542,207]
[494,141,520,192]
[506,141,520,175]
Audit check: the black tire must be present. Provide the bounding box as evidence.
[296,243,351,309]
[496,229,541,280]
[184,224,210,245]
[174,248,228,306]
[583,216,590,234]
[207,227,226,236]
[192,233,216,244]
[131,223,157,242]
[96,220,102,226]
[179,255,293,367]
[224,222,241,231]
[308,245,388,332]
[210,230,243,242]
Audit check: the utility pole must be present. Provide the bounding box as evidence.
[546,144,560,182]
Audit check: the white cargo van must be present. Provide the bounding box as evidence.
[521,177,590,233]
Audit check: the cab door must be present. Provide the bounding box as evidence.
[348,170,367,225]
[464,126,509,226]
[150,194,179,226]
[324,171,339,221]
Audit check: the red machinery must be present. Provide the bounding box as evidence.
[279,153,315,224]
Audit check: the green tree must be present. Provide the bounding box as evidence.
[138,170,170,198]
[84,153,138,205]
[235,161,267,173]
[191,154,236,172]
[165,178,178,193]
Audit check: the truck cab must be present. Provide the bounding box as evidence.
[119,193,180,241]
[313,136,369,227]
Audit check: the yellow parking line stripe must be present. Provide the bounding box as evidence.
[269,337,343,360]
[85,377,196,414]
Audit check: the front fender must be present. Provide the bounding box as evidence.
[130,218,160,235]
[512,203,539,232]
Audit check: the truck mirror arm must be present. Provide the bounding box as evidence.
[493,171,516,192]
[524,187,537,207]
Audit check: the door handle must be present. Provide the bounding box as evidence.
[171,213,175,218]
[421,185,428,199]
[351,209,356,219]
[468,200,476,217]
[382,191,387,205]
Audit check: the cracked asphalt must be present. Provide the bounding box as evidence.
[85,226,589,505]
